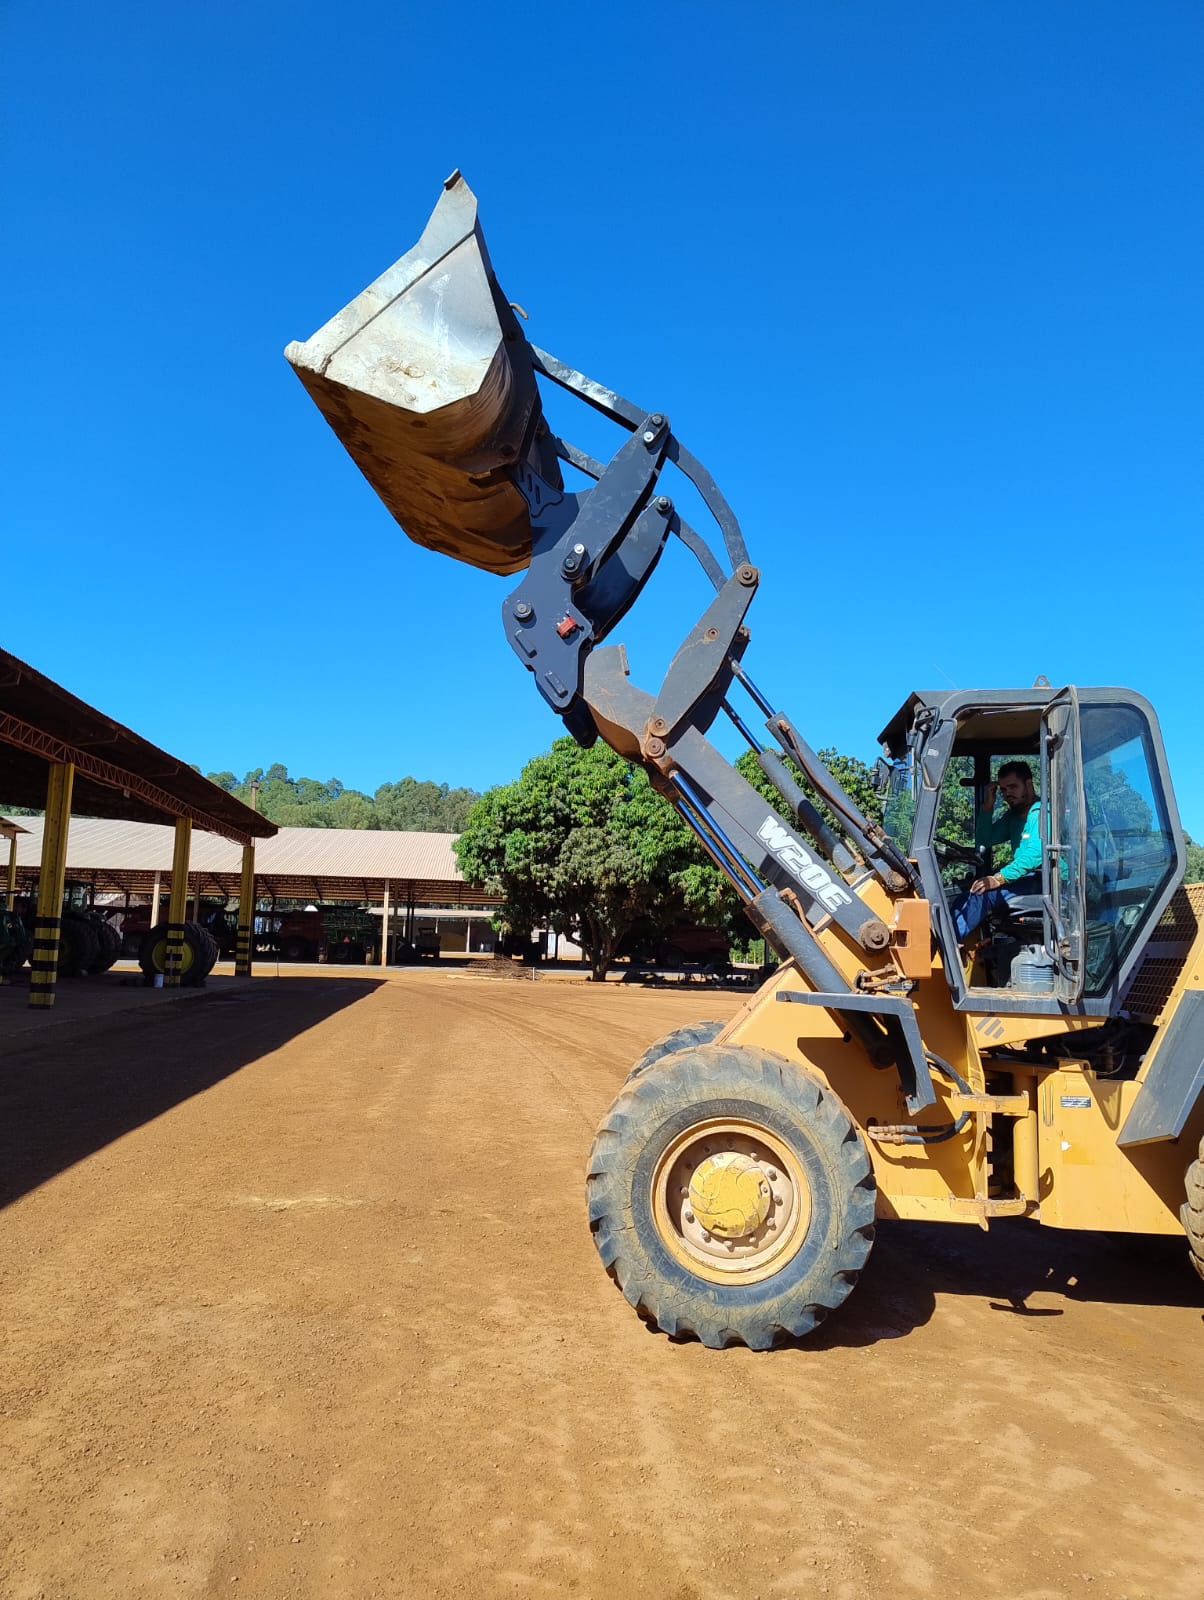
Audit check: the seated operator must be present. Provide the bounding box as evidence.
[951,761,1042,940]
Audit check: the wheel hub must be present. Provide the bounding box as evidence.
[652,1118,813,1285]
[688,1153,772,1237]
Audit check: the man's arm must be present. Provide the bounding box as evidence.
[973,783,1009,848]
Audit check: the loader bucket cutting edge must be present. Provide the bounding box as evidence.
[285,172,561,575]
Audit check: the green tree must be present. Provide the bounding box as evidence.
[735,746,883,833]
[373,777,478,832]
[203,764,479,831]
[454,739,734,980]
[1185,835,1204,883]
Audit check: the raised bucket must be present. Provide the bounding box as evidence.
[285,172,560,575]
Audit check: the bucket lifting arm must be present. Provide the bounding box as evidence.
[286,172,934,1113]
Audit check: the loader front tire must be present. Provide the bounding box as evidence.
[1183,1134,1204,1282]
[587,1043,876,1349]
[625,1020,726,1083]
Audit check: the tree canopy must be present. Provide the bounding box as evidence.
[204,765,478,831]
[453,738,738,980]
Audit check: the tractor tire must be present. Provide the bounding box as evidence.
[138,921,218,986]
[90,916,122,973]
[1183,1134,1204,1282]
[280,936,311,963]
[587,1043,876,1349]
[59,909,101,976]
[625,1020,726,1083]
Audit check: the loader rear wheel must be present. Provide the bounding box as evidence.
[625,1020,726,1083]
[587,1043,876,1349]
[1183,1134,1204,1282]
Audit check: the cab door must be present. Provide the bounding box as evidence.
[1042,687,1086,1003]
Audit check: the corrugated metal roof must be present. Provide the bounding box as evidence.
[10,816,498,905]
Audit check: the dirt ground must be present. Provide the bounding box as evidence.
[2,970,1201,1600]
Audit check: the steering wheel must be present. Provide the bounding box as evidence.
[934,838,986,869]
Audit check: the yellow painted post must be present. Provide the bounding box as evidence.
[164,818,192,987]
[235,844,255,976]
[28,762,74,1010]
[5,832,17,908]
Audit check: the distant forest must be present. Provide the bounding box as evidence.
[205,765,479,832]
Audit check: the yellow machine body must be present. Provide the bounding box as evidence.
[718,879,1204,1234]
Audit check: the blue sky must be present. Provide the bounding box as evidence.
[4,3,1202,833]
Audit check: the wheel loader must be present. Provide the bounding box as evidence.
[285,173,1204,1347]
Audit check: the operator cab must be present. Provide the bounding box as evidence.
[878,686,1185,1016]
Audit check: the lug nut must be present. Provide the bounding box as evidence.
[684,1211,695,1225]
[766,1168,778,1181]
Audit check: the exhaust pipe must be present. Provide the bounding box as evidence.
[285,171,560,575]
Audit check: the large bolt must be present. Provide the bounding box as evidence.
[642,430,656,444]
[736,563,758,586]
[650,716,667,735]
[656,495,672,513]
[646,737,666,758]
[650,414,664,426]
[514,601,533,621]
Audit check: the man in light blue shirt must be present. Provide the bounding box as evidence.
[952,761,1042,939]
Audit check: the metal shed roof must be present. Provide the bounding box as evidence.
[10,817,498,905]
[0,648,275,846]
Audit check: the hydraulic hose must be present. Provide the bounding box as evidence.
[867,1050,973,1144]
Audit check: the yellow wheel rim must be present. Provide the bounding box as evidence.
[150,935,194,975]
[651,1117,812,1286]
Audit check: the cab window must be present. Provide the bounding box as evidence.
[1081,704,1179,994]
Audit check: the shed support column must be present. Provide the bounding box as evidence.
[29,761,74,1010]
[381,879,390,967]
[5,831,17,909]
[164,819,192,987]
[235,845,255,976]
[150,870,161,927]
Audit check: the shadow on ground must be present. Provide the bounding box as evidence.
[799,1217,1203,1349]
[0,977,383,1209]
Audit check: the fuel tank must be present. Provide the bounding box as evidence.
[285,172,559,575]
